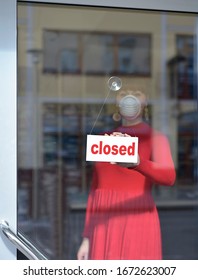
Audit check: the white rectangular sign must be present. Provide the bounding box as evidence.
[86,134,138,163]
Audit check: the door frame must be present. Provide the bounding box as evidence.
[21,0,198,13]
[0,0,198,260]
[0,0,17,259]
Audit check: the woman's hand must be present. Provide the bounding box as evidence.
[105,132,140,168]
[115,156,140,168]
[77,238,89,260]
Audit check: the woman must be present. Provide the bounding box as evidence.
[77,87,176,260]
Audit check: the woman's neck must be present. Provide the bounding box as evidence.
[122,116,143,126]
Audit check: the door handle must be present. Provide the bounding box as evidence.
[0,220,48,260]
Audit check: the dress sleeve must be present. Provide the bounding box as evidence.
[135,132,176,186]
[82,165,98,238]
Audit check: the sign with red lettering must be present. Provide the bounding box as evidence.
[86,135,138,163]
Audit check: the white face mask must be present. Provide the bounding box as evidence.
[118,95,141,120]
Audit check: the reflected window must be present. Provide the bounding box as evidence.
[43,30,151,75]
[82,34,114,74]
[176,35,196,99]
[118,34,151,75]
[43,31,80,73]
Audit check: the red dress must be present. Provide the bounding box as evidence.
[83,122,176,260]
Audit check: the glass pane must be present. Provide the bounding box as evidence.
[82,34,114,74]
[18,3,198,260]
[117,34,151,75]
[43,31,79,73]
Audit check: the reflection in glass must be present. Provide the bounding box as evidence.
[43,31,79,73]
[118,34,151,75]
[17,3,198,260]
[83,34,114,74]
[176,35,196,99]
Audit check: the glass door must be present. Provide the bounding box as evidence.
[1,0,198,260]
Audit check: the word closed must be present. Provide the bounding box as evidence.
[86,135,138,163]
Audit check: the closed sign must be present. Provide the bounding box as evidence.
[86,135,138,163]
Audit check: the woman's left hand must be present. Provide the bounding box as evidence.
[105,132,140,168]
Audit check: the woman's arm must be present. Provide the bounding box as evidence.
[135,133,176,186]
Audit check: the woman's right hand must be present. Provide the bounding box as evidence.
[77,238,89,260]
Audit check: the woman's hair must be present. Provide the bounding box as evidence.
[117,84,146,95]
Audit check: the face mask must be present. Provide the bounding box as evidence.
[118,95,141,120]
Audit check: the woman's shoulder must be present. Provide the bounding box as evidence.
[151,127,170,142]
